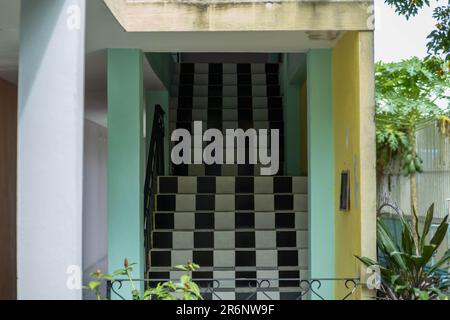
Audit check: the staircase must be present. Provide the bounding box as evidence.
[148,58,309,300]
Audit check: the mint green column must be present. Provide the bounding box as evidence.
[307,50,335,299]
[108,49,145,296]
[146,90,170,175]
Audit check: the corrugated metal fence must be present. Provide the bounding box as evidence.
[378,123,450,219]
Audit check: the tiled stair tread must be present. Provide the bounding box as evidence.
[173,81,278,87]
[157,176,308,194]
[176,70,279,77]
[155,195,308,212]
[150,247,307,251]
[153,228,307,232]
[156,192,307,195]
[175,71,281,76]
[170,102,283,109]
[170,105,282,110]
[175,96,282,99]
[170,120,284,124]
[169,114,284,120]
[149,265,305,270]
[175,85,281,89]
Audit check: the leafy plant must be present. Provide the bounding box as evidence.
[375,57,449,243]
[357,204,450,300]
[385,0,450,62]
[85,259,203,300]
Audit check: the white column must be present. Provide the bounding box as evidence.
[17,0,86,300]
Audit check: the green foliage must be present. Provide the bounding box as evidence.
[84,260,203,300]
[385,1,450,61]
[385,0,431,19]
[427,5,450,62]
[357,204,450,300]
[375,57,450,175]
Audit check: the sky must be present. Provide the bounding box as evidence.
[374,0,445,62]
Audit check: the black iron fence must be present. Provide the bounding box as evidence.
[106,277,360,300]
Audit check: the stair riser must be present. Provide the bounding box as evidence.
[171,163,286,177]
[156,194,308,212]
[158,176,308,194]
[152,230,308,250]
[176,63,280,75]
[154,212,308,231]
[150,249,308,268]
[174,74,279,86]
[169,109,283,122]
[173,85,281,98]
[171,97,283,109]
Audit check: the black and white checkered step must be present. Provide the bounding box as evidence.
[152,230,308,249]
[174,73,278,86]
[150,249,308,268]
[154,212,308,230]
[170,108,283,122]
[176,62,280,75]
[173,85,282,98]
[156,194,307,212]
[170,120,284,131]
[171,97,282,109]
[151,61,309,299]
[170,62,284,178]
[171,164,286,177]
[158,176,307,194]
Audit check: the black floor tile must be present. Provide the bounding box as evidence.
[151,251,171,267]
[236,195,255,210]
[196,195,215,211]
[235,212,255,229]
[276,231,297,247]
[194,232,214,248]
[197,177,216,194]
[159,177,178,194]
[235,251,256,267]
[274,195,293,210]
[235,232,255,248]
[193,251,214,267]
[274,177,292,194]
[155,213,174,229]
[153,232,173,249]
[195,212,215,229]
[157,195,176,211]
[235,177,254,193]
[275,212,295,228]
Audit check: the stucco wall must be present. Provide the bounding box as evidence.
[333,31,376,300]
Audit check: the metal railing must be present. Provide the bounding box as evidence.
[143,105,165,274]
[106,277,360,300]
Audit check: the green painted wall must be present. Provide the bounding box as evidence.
[146,53,175,90]
[282,53,306,176]
[145,53,175,175]
[146,90,170,175]
[307,49,335,299]
[108,49,145,296]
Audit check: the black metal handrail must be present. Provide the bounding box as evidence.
[107,277,360,301]
[144,105,165,274]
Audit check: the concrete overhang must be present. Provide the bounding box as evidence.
[104,0,375,33]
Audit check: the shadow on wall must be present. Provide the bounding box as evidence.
[83,119,108,300]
